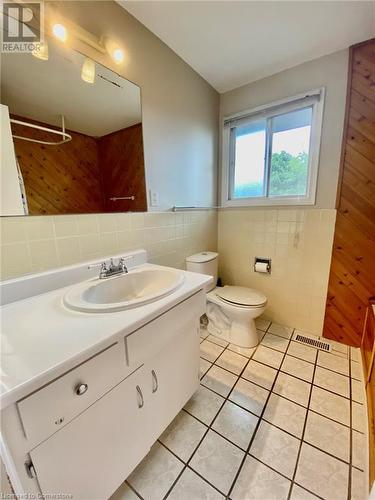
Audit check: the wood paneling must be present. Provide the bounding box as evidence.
[99,123,147,212]
[12,115,103,215]
[11,117,147,215]
[323,39,375,346]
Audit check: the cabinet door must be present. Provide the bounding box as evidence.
[30,367,150,500]
[145,319,200,440]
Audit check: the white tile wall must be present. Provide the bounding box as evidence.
[0,211,218,280]
[218,208,336,336]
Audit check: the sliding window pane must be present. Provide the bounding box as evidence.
[269,107,312,197]
[232,120,266,198]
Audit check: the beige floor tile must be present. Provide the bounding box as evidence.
[159,411,207,461]
[253,345,284,369]
[242,360,278,390]
[350,347,361,363]
[229,377,269,416]
[268,323,294,339]
[231,455,290,500]
[200,340,225,362]
[249,420,300,478]
[228,344,256,358]
[255,317,271,332]
[184,386,224,425]
[352,379,366,404]
[206,334,229,347]
[309,386,350,426]
[352,430,366,470]
[261,333,290,352]
[190,430,244,495]
[290,484,320,499]
[351,360,363,381]
[295,443,349,500]
[281,355,314,383]
[200,327,209,340]
[317,351,349,376]
[127,442,184,499]
[328,339,349,356]
[352,402,367,433]
[200,358,212,379]
[201,365,238,397]
[263,393,306,438]
[351,466,368,500]
[314,366,349,398]
[215,350,248,375]
[288,342,317,363]
[167,468,224,500]
[110,482,139,500]
[212,400,258,450]
[304,411,350,462]
[273,372,311,407]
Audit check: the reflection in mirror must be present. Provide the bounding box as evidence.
[1,36,147,215]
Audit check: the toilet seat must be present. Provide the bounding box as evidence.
[215,286,267,307]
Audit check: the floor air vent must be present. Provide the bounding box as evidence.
[294,333,332,352]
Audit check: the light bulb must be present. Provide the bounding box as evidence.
[81,58,95,84]
[32,40,49,61]
[103,37,124,65]
[52,23,68,42]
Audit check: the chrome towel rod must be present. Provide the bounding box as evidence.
[172,206,220,211]
[109,196,135,201]
[10,115,72,145]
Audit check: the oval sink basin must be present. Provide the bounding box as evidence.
[64,268,185,313]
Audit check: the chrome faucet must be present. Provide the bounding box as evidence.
[88,256,131,279]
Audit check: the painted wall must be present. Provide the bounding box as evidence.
[49,0,219,210]
[218,208,336,335]
[220,50,348,209]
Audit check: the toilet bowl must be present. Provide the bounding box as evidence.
[206,286,267,348]
[185,252,267,348]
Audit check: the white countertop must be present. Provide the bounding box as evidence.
[0,261,211,409]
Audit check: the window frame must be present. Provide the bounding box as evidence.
[221,88,325,207]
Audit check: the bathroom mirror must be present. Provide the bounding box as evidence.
[0,36,147,215]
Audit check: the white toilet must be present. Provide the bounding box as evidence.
[186,252,267,348]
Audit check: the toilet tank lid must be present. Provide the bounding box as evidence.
[186,251,218,263]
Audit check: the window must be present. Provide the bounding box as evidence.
[222,89,324,206]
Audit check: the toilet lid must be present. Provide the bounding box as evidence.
[216,286,267,306]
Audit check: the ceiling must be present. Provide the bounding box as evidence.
[1,36,142,137]
[120,1,375,93]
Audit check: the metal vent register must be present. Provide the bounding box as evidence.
[293,333,332,352]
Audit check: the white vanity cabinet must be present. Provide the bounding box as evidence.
[1,290,204,500]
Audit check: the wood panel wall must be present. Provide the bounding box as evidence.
[11,117,147,215]
[12,115,104,215]
[99,123,147,212]
[323,39,375,346]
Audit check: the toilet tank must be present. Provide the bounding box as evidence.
[186,252,218,292]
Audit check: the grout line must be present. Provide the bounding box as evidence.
[286,342,319,500]
[348,352,353,500]
[125,480,144,499]
[227,330,295,498]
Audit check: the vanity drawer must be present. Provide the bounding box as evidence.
[18,343,125,445]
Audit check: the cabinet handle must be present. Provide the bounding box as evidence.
[151,370,158,393]
[136,385,144,408]
[75,383,88,396]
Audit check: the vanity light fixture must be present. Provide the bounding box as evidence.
[32,40,49,61]
[81,58,96,84]
[103,37,125,65]
[52,23,68,43]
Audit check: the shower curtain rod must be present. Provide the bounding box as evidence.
[10,115,72,145]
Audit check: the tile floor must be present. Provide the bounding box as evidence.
[111,319,369,500]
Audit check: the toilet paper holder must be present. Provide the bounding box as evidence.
[254,257,271,274]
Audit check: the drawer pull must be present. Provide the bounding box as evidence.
[75,383,88,396]
[151,370,158,393]
[136,385,144,408]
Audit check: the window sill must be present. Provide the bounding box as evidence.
[222,196,316,207]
